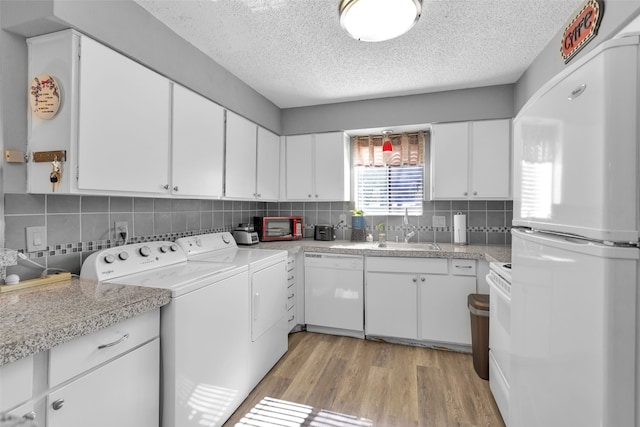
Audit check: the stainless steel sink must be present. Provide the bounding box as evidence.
[330,242,441,251]
[376,242,441,251]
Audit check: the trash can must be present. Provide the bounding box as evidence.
[468,293,490,380]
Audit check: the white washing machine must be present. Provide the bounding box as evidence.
[177,232,288,390]
[81,241,250,427]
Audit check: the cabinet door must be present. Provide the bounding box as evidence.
[366,272,417,339]
[420,275,475,345]
[77,36,170,194]
[285,134,314,200]
[471,119,511,199]
[256,127,280,201]
[47,339,159,427]
[225,111,258,199]
[314,132,349,201]
[430,122,470,199]
[172,84,224,198]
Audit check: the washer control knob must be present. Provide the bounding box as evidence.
[104,254,116,264]
[139,246,151,257]
[195,238,202,247]
[170,244,179,252]
[222,234,231,244]
[118,252,129,261]
[159,245,169,253]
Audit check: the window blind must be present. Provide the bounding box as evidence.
[355,165,424,215]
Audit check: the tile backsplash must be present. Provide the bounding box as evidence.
[3,194,511,279]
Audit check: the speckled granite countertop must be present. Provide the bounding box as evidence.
[255,239,511,263]
[0,278,171,366]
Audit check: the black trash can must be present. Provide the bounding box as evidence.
[468,293,490,380]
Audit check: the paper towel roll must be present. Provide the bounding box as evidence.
[453,212,467,245]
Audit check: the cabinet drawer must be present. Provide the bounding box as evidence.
[451,259,476,276]
[286,287,296,310]
[49,309,159,387]
[0,355,33,412]
[286,255,296,272]
[366,257,448,274]
[287,306,296,329]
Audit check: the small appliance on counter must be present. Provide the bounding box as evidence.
[314,224,336,241]
[254,216,303,241]
[232,224,259,245]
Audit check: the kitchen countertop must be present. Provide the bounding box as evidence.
[0,278,171,366]
[255,239,511,263]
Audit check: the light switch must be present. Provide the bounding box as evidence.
[26,226,47,252]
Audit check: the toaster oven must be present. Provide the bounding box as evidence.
[253,216,303,241]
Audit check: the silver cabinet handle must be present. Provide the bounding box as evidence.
[173,186,179,192]
[412,277,417,282]
[288,315,295,322]
[288,293,295,299]
[421,277,426,282]
[308,194,312,198]
[256,193,261,198]
[455,265,473,269]
[52,399,65,411]
[23,411,36,420]
[288,275,295,280]
[98,333,130,350]
[473,191,478,195]
[163,184,170,190]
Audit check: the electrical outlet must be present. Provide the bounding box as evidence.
[432,216,446,228]
[26,226,47,252]
[115,221,128,239]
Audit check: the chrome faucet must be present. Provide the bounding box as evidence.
[403,208,416,243]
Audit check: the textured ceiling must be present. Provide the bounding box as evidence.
[134,0,584,108]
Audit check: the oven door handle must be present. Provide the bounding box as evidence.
[486,274,511,303]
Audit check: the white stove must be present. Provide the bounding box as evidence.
[486,261,512,424]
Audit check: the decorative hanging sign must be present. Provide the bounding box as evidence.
[29,74,62,120]
[561,0,605,64]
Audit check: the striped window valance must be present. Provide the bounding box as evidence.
[353,131,425,167]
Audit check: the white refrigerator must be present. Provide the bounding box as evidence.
[511,35,640,427]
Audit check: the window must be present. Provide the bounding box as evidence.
[353,131,426,216]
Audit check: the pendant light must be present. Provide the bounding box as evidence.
[382,130,393,165]
[339,0,422,42]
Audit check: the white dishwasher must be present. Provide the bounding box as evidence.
[304,253,364,338]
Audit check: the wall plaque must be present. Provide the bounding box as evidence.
[561,0,605,64]
[29,74,62,120]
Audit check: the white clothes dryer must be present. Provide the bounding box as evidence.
[177,232,288,390]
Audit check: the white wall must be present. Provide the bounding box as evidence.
[514,1,640,114]
[281,84,514,135]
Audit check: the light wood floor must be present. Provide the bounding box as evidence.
[223,332,505,427]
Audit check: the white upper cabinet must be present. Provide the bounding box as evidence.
[28,30,174,196]
[28,29,227,199]
[76,36,171,194]
[285,132,350,201]
[225,111,280,200]
[256,127,280,201]
[430,122,470,199]
[171,84,224,198]
[430,119,511,200]
[225,111,257,199]
[471,120,511,199]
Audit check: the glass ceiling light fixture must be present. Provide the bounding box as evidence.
[339,0,422,42]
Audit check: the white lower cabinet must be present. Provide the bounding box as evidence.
[0,310,160,427]
[365,257,476,346]
[366,272,418,339]
[47,339,159,427]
